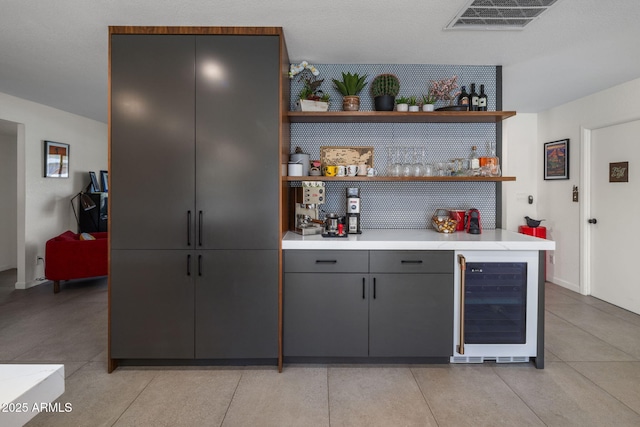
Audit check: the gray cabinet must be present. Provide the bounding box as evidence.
[283,250,454,359]
[195,250,278,358]
[284,274,369,357]
[110,250,195,359]
[110,35,196,250]
[110,31,282,363]
[284,250,369,357]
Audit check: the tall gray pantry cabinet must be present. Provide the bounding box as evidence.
[108,28,284,370]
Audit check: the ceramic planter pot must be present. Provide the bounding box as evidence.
[422,104,435,112]
[296,99,329,112]
[409,105,419,112]
[342,95,360,111]
[396,103,409,112]
[374,95,395,111]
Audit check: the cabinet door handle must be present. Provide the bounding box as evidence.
[401,260,423,264]
[198,254,202,276]
[373,277,376,299]
[187,211,192,246]
[187,254,191,276]
[362,278,365,299]
[315,260,337,264]
[457,254,466,355]
[198,210,203,246]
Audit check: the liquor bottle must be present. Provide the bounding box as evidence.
[478,84,488,111]
[469,145,480,174]
[458,86,469,107]
[469,83,479,111]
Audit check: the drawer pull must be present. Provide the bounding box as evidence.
[373,277,377,299]
[401,260,423,264]
[315,260,337,264]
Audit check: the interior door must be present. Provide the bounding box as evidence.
[590,120,640,314]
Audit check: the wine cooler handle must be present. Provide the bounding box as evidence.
[457,254,466,355]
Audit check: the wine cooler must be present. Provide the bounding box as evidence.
[452,250,539,364]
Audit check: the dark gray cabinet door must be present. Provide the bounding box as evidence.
[369,273,454,357]
[284,273,369,357]
[110,35,196,250]
[195,250,278,358]
[110,250,195,359]
[195,36,280,250]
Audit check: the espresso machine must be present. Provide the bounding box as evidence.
[346,187,362,234]
[292,181,325,235]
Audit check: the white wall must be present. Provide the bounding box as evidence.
[0,91,107,288]
[502,113,539,233]
[537,77,640,292]
[0,128,18,271]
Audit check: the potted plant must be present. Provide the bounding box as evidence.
[408,96,419,112]
[421,92,436,111]
[371,73,400,111]
[290,62,330,111]
[429,76,462,111]
[332,72,368,111]
[395,96,409,112]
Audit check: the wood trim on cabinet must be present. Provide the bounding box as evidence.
[278,32,290,374]
[109,26,284,36]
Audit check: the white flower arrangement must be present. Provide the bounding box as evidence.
[289,61,320,79]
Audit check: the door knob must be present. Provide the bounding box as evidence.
[588,218,598,224]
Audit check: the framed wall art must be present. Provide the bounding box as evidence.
[609,161,629,183]
[543,139,569,180]
[44,140,69,178]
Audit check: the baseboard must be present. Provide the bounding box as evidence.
[15,279,49,290]
[549,276,581,294]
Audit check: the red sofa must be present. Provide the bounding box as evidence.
[45,230,108,293]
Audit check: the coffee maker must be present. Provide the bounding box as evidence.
[346,187,362,234]
[292,181,325,235]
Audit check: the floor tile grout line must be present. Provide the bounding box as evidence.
[490,364,549,426]
[563,360,640,418]
[219,366,244,427]
[108,369,160,426]
[546,295,640,328]
[545,309,640,361]
[409,366,440,426]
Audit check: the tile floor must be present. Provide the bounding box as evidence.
[2,269,640,426]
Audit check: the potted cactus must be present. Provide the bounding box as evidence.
[332,72,368,111]
[371,73,400,111]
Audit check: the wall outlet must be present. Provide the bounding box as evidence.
[549,254,555,265]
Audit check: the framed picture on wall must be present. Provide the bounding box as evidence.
[544,139,569,180]
[44,140,69,178]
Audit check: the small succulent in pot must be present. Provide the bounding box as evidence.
[332,72,368,111]
[332,72,368,96]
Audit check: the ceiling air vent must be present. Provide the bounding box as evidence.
[445,0,562,31]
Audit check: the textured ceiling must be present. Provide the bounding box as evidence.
[1,0,639,123]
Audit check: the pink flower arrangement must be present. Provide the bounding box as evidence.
[429,76,461,105]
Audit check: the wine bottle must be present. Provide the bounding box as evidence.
[478,84,488,111]
[458,86,469,107]
[469,83,479,111]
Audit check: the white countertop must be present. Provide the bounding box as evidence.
[0,364,65,427]
[282,229,555,251]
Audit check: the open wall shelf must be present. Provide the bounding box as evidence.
[287,111,516,124]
